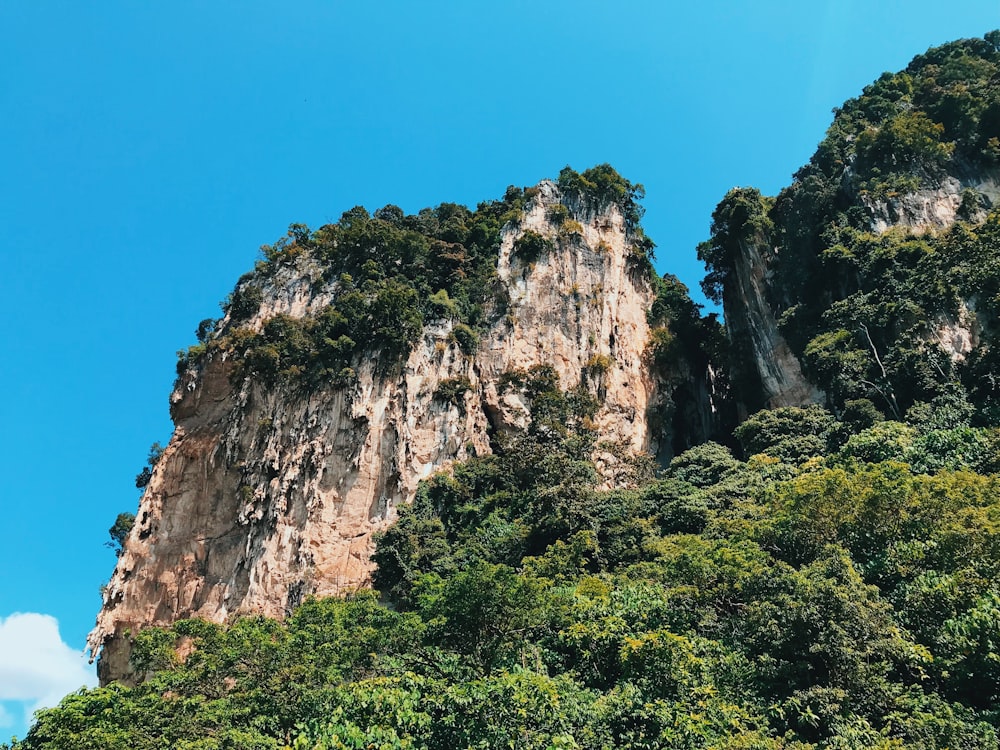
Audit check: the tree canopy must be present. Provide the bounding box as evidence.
[17,369,1000,748]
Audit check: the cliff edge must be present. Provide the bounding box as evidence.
[89,173,721,683]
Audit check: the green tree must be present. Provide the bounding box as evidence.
[105,512,135,557]
[417,563,548,675]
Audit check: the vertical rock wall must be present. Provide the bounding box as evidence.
[89,181,708,682]
[722,170,1000,412]
[723,235,822,411]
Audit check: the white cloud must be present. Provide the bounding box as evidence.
[0,613,97,726]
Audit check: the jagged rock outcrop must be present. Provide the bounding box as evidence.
[862,171,1000,234]
[89,180,713,683]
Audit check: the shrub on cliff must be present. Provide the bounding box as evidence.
[190,168,656,391]
[511,229,552,264]
[701,33,1000,419]
[25,401,1000,748]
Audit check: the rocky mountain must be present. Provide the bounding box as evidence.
[699,33,1000,419]
[14,32,1000,750]
[90,31,1000,695]
[89,169,725,683]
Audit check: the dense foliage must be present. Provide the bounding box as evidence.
[700,33,1000,418]
[177,165,656,389]
[16,371,1000,748]
[646,273,736,453]
[180,199,512,386]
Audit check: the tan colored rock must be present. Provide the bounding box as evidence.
[863,173,1000,234]
[932,299,981,363]
[88,181,683,682]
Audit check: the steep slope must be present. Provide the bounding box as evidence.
[701,33,1000,418]
[89,170,722,682]
[697,189,821,413]
[18,35,1000,750]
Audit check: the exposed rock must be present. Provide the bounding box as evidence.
[863,173,1000,234]
[932,299,981,363]
[89,180,709,683]
[723,235,822,411]
[724,170,1000,412]
[860,172,998,371]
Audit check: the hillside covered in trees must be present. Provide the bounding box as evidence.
[10,33,1000,749]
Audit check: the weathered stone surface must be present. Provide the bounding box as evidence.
[860,173,999,363]
[863,172,1000,234]
[723,235,822,410]
[725,170,1000,412]
[88,181,696,681]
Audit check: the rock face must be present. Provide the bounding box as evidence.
[89,181,708,683]
[723,235,821,411]
[723,169,1000,412]
[862,172,1000,234]
[862,172,1000,367]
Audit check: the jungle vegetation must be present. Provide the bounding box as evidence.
[699,32,1000,418]
[13,33,1000,750]
[15,377,1000,749]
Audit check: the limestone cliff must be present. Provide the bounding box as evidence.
[860,171,1000,234]
[722,234,821,411]
[698,32,1000,414]
[717,165,1000,413]
[861,170,1000,368]
[89,179,714,682]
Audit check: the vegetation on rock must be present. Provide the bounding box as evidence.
[178,164,659,391]
[700,32,1000,419]
[19,375,1000,748]
[22,34,1000,750]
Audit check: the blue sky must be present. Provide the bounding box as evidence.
[1,0,998,740]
